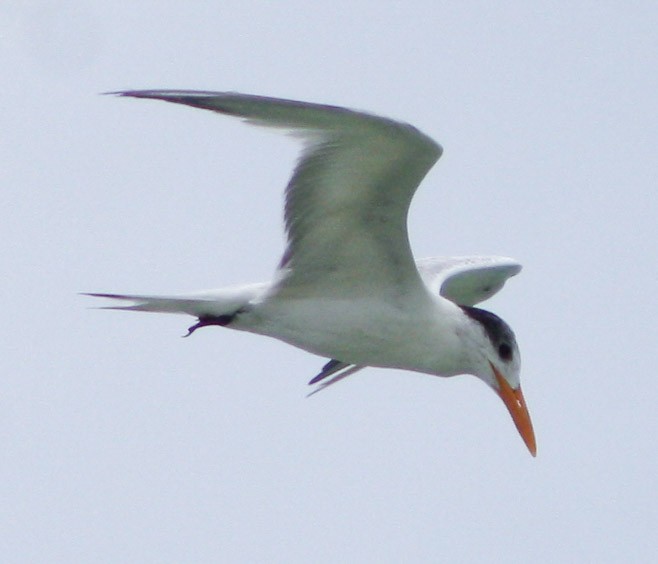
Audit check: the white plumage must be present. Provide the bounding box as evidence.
[88,90,535,455]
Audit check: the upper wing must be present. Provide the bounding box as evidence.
[115,90,442,301]
[416,256,522,306]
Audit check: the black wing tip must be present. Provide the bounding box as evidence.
[101,89,242,114]
[101,90,146,98]
[101,89,167,99]
[101,89,224,99]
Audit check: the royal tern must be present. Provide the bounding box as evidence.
[88,90,536,456]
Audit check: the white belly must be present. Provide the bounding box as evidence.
[233,295,466,376]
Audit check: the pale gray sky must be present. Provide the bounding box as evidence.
[2,2,658,562]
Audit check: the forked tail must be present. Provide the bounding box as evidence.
[84,282,270,335]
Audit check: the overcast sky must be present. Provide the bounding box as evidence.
[3,2,658,562]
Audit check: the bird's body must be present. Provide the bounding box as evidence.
[236,290,465,375]
[89,90,536,455]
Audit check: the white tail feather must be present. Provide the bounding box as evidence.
[84,282,270,318]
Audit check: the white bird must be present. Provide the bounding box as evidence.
[88,90,536,456]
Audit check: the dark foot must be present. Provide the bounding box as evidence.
[183,314,235,337]
[308,359,350,385]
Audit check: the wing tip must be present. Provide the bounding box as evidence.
[101,89,166,100]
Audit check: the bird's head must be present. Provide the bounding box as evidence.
[460,306,536,456]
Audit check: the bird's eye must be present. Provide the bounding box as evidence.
[498,343,513,361]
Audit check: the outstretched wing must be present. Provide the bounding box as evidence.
[115,90,442,302]
[417,256,522,306]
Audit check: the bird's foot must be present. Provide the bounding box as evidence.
[183,314,235,337]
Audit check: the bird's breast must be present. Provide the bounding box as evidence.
[234,295,466,375]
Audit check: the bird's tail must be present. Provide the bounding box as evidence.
[83,282,269,319]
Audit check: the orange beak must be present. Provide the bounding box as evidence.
[490,362,537,457]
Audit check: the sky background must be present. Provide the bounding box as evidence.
[2,2,658,562]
